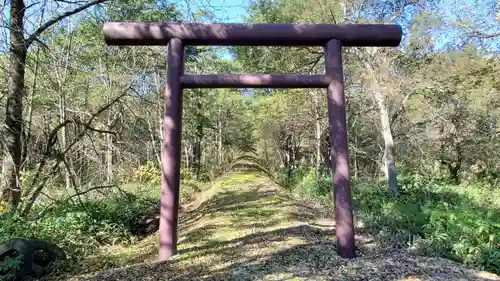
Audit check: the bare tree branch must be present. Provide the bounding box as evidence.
[26,0,108,47]
[21,86,133,216]
[85,125,117,136]
[33,185,115,220]
[68,184,116,199]
[467,32,500,39]
[55,0,89,4]
[307,54,323,74]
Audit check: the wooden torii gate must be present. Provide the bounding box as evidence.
[103,22,402,261]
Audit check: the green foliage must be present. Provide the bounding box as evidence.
[197,167,213,182]
[105,0,182,22]
[286,168,500,274]
[280,167,332,199]
[130,161,161,187]
[0,255,23,276]
[19,169,37,190]
[129,162,209,187]
[180,180,201,204]
[359,174,500,274]
[1,174,204,275]
[0,198,157,262]
[180,168,193,181]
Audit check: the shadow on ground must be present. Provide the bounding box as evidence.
[72,223,498,281]
[60,173,500,281]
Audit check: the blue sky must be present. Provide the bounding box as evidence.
[172,0,249,22]
[0,0,251,52]
[431,0,500,52]
[0,0,498,54]
[170,0,499,53]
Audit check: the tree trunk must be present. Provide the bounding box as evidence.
[3,0,27,208]
[363,51,398,196]
[218,119,223,166]
[353,130,358,180]
[1,157,7,201]
[439,120,462,184]
[374,90,398,196]
[193,91,204,180]
[59,91,72,189]
[193,136,202,180]
[3,0,107,209]
[283,133,295,183]
[321,128,331,170]
[106,124,113,183]
[56,22,80,190]
[184,143,190,169]
[314,91,322,181]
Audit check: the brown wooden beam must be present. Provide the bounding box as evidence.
[180,74,331,88]
[159,38,184,261]
[103,22,402,47]
[325,38,355,258]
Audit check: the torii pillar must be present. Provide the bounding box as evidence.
[103,22,402,261]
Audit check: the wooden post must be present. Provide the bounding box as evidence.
[325,39,355,258]
[159,38,184,261]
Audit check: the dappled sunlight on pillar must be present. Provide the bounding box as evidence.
[159,38,184,261]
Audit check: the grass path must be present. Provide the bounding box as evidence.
[58,172,499,281]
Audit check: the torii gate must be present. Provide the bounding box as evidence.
[103,22,402,261]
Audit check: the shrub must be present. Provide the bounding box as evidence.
[130,162,207,186]
[0,197,156,267]
[292,167,331,198]
[180,180,201,204]
[130,161,161,187]
[286,168,500,274]
[356,175,500,274]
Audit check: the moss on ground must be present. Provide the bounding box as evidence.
[49,172,499,281]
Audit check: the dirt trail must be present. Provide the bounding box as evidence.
[57,173,500,281]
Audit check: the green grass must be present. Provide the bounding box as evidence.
[54,172,330,279]
[51,172,498,281]
[0,178,203,275]
[2,171,499,281]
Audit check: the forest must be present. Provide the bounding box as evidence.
[0,0,499,280]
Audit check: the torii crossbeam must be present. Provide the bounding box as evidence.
[103,22,402,261]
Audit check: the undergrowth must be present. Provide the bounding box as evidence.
[0,165,205,275]
[281,167,500,274]
[2,164,499,277]
[0,197,155,265]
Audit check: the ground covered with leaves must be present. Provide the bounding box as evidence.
[47,173,499,281]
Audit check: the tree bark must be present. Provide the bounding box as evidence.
[184,143,190,170]
[1,157,8,201]
[374,90,398,196]
[314,91,322,181]
[56,26,74,190]
[193,91,204,180]
[218,119,223,166]
[320,128,331,170]
[59,88,71,189]
[362,50,398,196]
[3,0,109,208]
[106,122,113,183]
[353,128,358,180]
[193,135,202,180]
[4,0,27,208]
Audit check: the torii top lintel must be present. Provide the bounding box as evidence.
[103,22,402,47]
